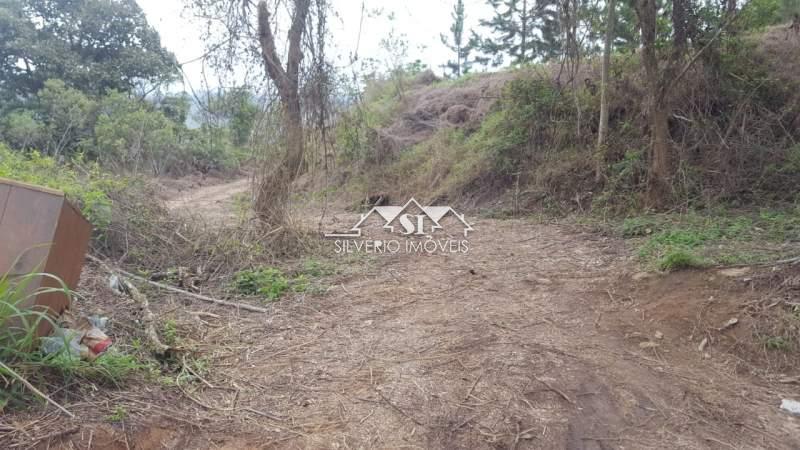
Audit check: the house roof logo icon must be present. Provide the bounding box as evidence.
[325,198,474,238]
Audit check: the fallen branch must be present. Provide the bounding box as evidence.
[87,255,269,313]
[30,426,80,444]
[122,278,169,355]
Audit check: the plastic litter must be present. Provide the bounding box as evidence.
[780,399,800,416]
[40,315,112,361]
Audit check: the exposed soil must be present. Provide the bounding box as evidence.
[163,177,250,225]
[11,179,800,449]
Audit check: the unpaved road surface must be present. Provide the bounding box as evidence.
[164,177,250,224]
[67,179,800,448]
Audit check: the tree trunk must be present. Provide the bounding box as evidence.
[255,93,304,222]
[635,0,672,208]
[648,103,672,206]
[672,0,688,54]
[595,0,615,182]
[254,0,311,225]
[521,0,528,62]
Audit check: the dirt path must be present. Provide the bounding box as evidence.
[73,182,800,448]
[164,177,250,224]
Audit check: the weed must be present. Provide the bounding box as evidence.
[107,405,128,422]
[41,349,148,384]
[291,274,309,293]
[162,319,178,346]
[624,209,800,268]
[131,338,142,351]
[657,250,705,271]
[765,336,791,351]
[234,267,291,301]
[0,264,67,362]
[302,258,336,277]
[176,356,211,385]
[621,216,659,237]
[233,263,330,301]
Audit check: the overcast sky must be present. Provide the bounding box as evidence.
[137,0,494,91]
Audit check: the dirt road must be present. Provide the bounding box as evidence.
[164,177,250,224]
[77,179,800,448]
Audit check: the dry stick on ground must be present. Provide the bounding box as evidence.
[87,255,269,313]
[375,389,424,426]
[122,278,170,355]
[531,376,575,405]
[720,255,800,268]
[0,361,75,418]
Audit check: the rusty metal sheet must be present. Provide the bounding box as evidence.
[0,177,92,336]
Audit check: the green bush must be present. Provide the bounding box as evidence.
[92,91,177,175]
[36,79,95,157]
[738,0,795,30]
[0,79,248,176]
[0,110,45,150]
[0,145,117,229]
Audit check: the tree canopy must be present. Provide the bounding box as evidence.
[0,0,178,102]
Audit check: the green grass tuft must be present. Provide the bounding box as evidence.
[765,336,792,351]
[621,208,800,269]
[1,264,147,410]
[657,249,705,271]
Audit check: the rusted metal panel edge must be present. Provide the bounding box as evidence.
[0,177,65,197]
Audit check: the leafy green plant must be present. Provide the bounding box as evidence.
[657,249,705,271]
[302,258,336,277]
[234,266,322,301]
[107,405,128,422]
[235,268,290,301]
[291,274,309,293]
[621,216,659,237]
[162,319,178,346]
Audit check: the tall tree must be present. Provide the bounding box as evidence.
[595,0,615,182]
[190,0,327,224]
[634,0,671,206]
[0,0,178,101]
[441,0,472,77]
[475,0,561,66]
[253,0,312,223]
[632,0,696,207]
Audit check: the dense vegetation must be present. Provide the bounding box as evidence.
[332,0,800,213]
[0,0,259,176]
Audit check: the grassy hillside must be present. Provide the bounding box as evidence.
[334,27,800,216]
